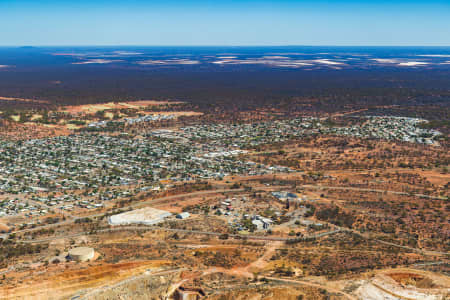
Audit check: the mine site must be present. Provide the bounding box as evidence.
[1,1,450,296]
[0,91,448,299]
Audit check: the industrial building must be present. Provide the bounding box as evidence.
[176,212,190,219]
[252,215,273,230]
[68,247,95,262]
[108,207,172,226]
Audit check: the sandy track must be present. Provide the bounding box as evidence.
[265,277,357,300]
[0,96,50,104]
[0,260,170,300]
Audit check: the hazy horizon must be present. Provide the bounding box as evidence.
[3,45,450,48]
[1,0,449,46]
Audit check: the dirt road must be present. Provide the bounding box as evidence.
[3,188,245,241]
[301,184,447,200]
[265,277,357,300]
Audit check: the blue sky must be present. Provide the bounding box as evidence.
[0,0,449,46]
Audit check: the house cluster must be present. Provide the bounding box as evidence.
[87,114,176,128]
[251,215,274,230]
[0,185,151,217]
[271,191,315,207]
[0,128,291,217]
[157,117,320,148]
[152,116,441,148]
[329,116,442,144]
[212,196,277,232]
[0,115,440,218]
[0,198,47,218]
[271,191,299,201]
[123,114,175,125]
[0,132,285,194]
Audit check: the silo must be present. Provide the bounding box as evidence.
[68,247,95,262]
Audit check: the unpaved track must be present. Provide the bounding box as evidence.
[3,188,245,240]
[373,238,449,257]
[265,277,357,300]
[202,241,283,278]
[335,226,449,257]
[301,184,447,200]
[369,282,417,300]
[249,241,282,270]
[77,268,183,300]
[199,239,357,300]
[21,226,342,244]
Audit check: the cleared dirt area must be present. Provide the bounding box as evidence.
[0,260,170,300]
[0,110,448,299]
[0,99,203,140]
[0,96,50,104]
[208,285,328,300]
[59,100,182,115]
[0,222,9,232]
[384,269,449,289]
[0,121,70,140]
[356,268,450,300]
